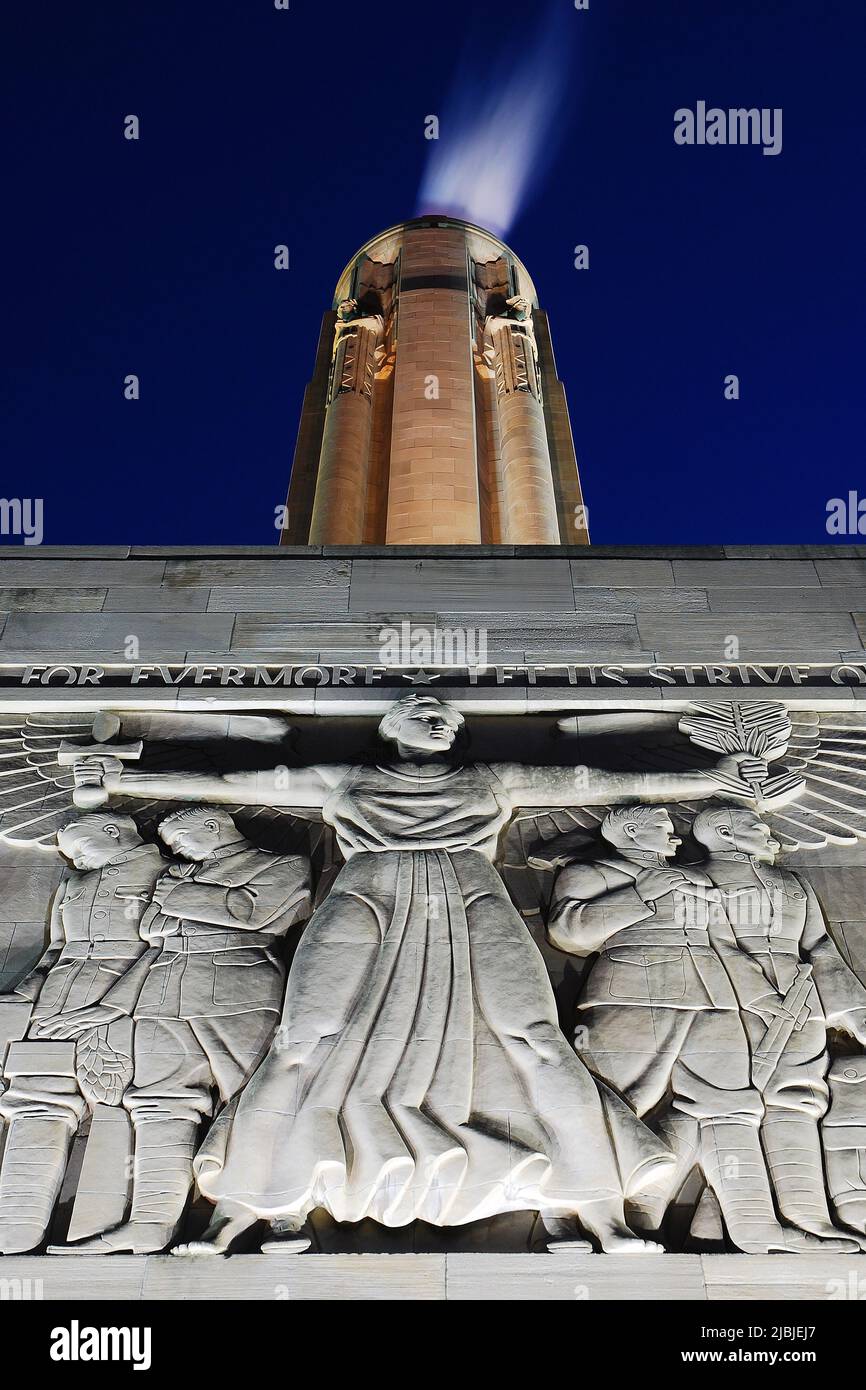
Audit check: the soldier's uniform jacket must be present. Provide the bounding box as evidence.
[29,844,164,1023]
[549,854,772,1013]
[703,854,866,1022]
[103,842,311,1021]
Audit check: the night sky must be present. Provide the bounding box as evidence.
[2,0,864,546]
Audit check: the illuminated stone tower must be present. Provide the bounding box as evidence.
[281,216,588,546]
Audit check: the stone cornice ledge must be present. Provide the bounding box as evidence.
[1,545,865,561]
[0,1252,859,1300]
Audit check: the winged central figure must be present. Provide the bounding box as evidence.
[56,693,769,1255]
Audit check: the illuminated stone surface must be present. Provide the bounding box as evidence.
[282,218,587,546]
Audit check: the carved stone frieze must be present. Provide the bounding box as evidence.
[0,695,865,1258]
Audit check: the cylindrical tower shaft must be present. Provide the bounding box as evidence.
[385,225,481,545]
[282,216,588,548]
[483,307,559,543]
[308,304,384,544]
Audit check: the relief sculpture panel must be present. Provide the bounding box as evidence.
[0,696,865,1259]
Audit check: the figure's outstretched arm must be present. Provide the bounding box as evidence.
[72,757,351,811]
[491,753,766,810]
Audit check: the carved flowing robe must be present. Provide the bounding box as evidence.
[195,761,672,1227]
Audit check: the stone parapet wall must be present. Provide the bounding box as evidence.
[0,545,863,667]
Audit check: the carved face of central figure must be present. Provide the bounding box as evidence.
[378,695,464,756]
[395,705,459,753]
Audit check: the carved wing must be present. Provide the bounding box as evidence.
[500,806,604,929]
[0,710,326,855]
[0,713,95,847]
[761,709,866,850]
[517,706,866,867]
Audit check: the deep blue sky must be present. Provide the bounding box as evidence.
[2,0,864,545]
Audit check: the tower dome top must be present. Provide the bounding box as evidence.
[333,217,537,309]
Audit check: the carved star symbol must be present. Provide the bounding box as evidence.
[401,668,441,684]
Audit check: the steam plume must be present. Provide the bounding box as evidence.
[416,7,575,239]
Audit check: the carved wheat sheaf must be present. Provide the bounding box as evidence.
[674,704,866,849]
[75,1031,134,1109]
[676,703,866,849]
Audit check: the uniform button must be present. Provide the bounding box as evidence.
[94,910,107,918]
[93,934,105,942]
[105,868,118,877]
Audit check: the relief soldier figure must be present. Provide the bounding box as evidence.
[693,806,866,1245]
[52,806,310,1255]
[547,804,858,1253]
[0,813,162,1255]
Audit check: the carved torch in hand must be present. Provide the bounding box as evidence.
[58,713,142,808]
